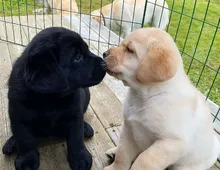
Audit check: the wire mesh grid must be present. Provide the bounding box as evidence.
[0,0,220,162]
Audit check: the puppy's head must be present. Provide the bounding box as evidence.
[103,28,181,87]
[23,27,106,94]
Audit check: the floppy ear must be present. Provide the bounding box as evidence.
[24,45,70,94]
[136,41,179,84]
[25,66,69,94]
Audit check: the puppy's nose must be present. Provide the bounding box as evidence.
[103,51,109,58]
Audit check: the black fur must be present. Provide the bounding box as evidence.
[2,27,106,170]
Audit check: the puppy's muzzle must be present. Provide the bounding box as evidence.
[100,60,107,71]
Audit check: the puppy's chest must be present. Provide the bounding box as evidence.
[124,99,155,126]
[123,100,158,148]
[34,108,69,127]
[28,101,74,132]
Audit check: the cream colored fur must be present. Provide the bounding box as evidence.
[33,0,78,15]
[104,28,220,170]
[91,0,169,38]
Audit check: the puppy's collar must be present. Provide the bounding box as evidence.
[100,11,106,26]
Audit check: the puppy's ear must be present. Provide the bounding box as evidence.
[25,66,69,94]
[24,44,69,94]
[136,40,179,84]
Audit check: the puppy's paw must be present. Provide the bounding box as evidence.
[84,122,94,138]
[2,136,17,155]
[104,166,111,170]
[104,163,128,170]
[68,147,92,170]
[104,164,117,170]
[106,147,117,161]
[15,149,39,170]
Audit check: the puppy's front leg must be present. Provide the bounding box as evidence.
[104,123,139,170]
[67,116,92,170]
[10,121,39,170]
[130,139,185,170]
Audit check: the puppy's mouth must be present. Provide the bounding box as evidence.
[90,61,106,81]
[100,61,107,71]
[103,53,121,78]
[107,69,120,77]
[104,66,121,78]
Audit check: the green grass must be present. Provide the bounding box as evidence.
[0,0,42,16]
[76,0,112,14]
[0,0,219,105]
[165,0,220,105]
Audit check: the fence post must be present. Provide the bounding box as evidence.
[141,0,148,27]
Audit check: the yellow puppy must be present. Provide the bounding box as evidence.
[34,0,79,14]
[91,0,169,37]
[103,28,220,170]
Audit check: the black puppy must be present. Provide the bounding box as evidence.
[2,27,106,170]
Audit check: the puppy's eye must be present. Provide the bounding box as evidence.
[74,54,83,63]
[126,46,133,53]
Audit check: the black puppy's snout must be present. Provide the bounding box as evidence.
[103,51,109,58]
[100,61,107,71]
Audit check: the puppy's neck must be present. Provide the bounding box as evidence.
[127,66,193,99]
